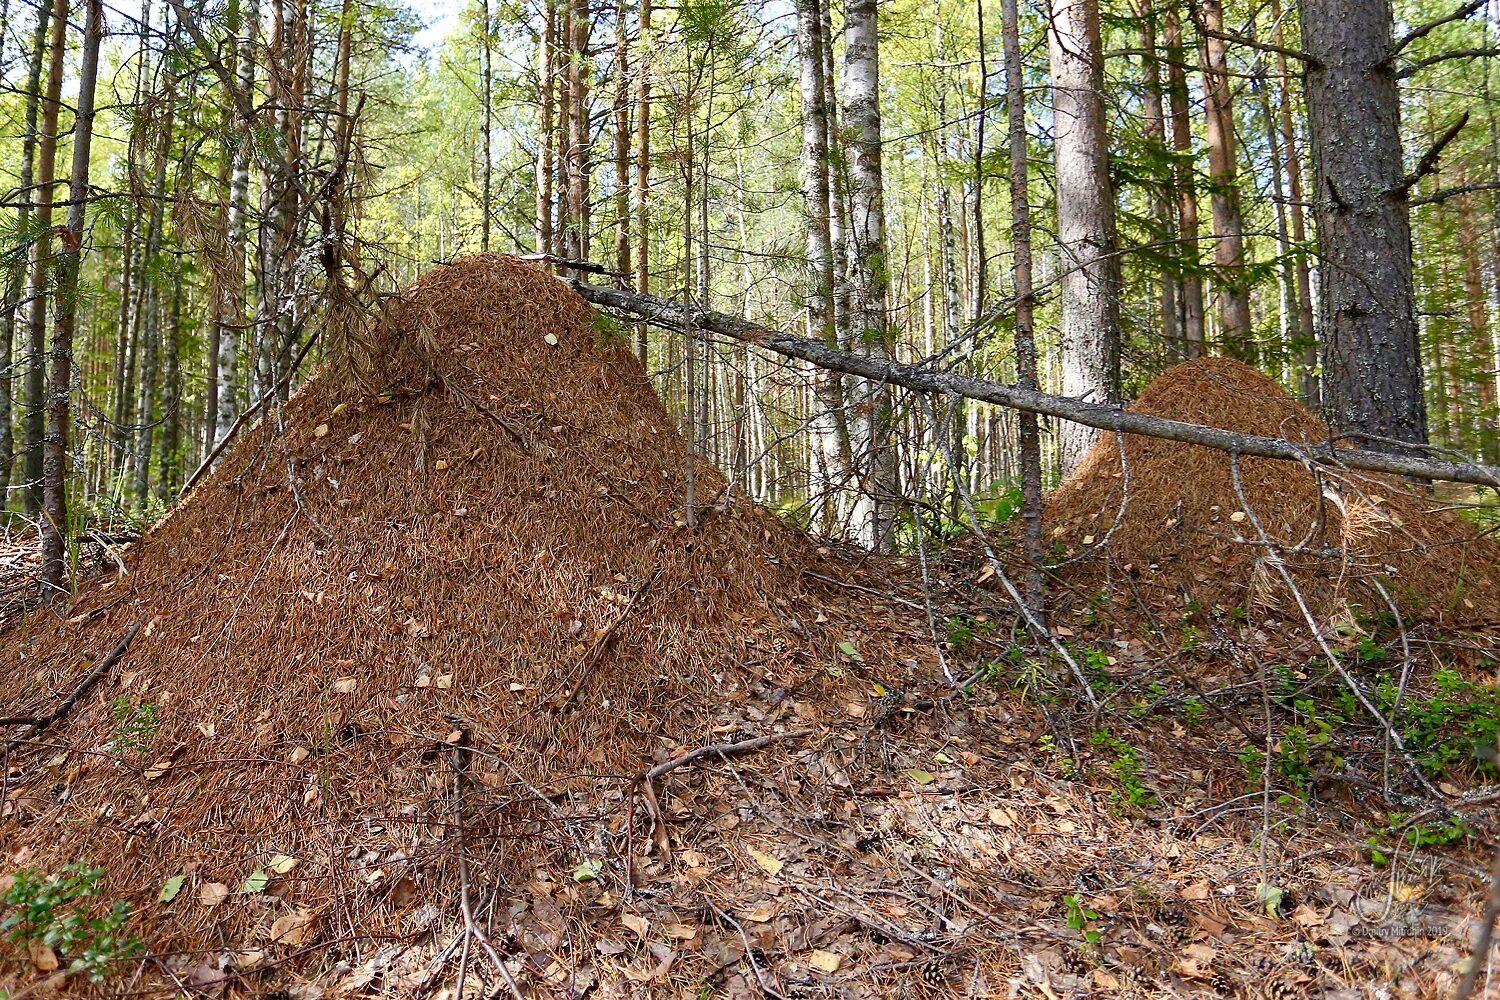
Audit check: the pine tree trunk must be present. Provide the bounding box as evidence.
[1048,0,1120,472]
[564,0,591,267]
[1197,0,1253,358]
[842,0,897,550]
[1301,0,1427,449]
[40,0,101,598]
[1164,8,1205,357]
[481,0,492,251]
[22,0,67,514]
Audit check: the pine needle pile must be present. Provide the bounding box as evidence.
[0,254,905,986]
[1044,357,1500,625]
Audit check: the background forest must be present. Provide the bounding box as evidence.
[2,0,1499,563]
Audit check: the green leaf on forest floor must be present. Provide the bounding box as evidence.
[159,874,186,904]
[905,768,935,785]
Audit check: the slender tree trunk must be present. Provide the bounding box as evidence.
[1460,191,1497,461]
[1164,9,1204,357]
[1270,0,1317,404]
[0,0,51,502]
[134,67,177,502]
[22,0,67,514]
[536,0,555,256]
[822,0,852,351]
[481,0,492,250]
[1137,0,1178,347]
[1196,0,1253,357]
[843,0,897,549]
[632,0,651,361]
[1301,0,1427,449]
[564,0,591,267]
[1048,0,1120,471]
[40,0,101,598]
[1003,0,1046,622]
[797,0,847,534]
[612,0,630,286]
[970,0,987,318]
[215,0,256,446]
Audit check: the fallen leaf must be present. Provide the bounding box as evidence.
[160,874,187,903]
[744,899,777,923]
[200,882,230,907]
[573,859,605,882]
[621,912,649,939]
[904,768,936,786]
[331,677,357,694]
[243,869,270,893]
[143,758,173,780]
[28,940,59,972]
[544,333,560,346]
[808,949,842,973]
[749,848,784,877]
[313,424,329,438]
[267,854,299,875]
[1181,879,1212,902]
[268,909,314,946]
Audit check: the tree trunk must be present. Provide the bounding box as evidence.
[1196,0,1253,357]
[0,0,52,502]
[1048,0,1120,472]
[1003,0,1046,622]
[536,0,555,256]
[612,0,630,287]
[1164,8,1205,357]
[40,0,101,598]
[563,0,591,267]
[632,0,651,362]
[1301,0,1428,449]
[215,0,256,446]
[1270,0,1317,404]
[1137,0,1178,348]
[481,0,492,251]
[842,0,897,550]
[22,0,67,514]
[797,0,848,534]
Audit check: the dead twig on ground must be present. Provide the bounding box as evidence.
[4,623,140,751]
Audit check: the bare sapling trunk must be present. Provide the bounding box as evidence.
[40,0,102,599]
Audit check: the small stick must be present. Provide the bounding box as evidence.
[702,894,786,999]
[6,623,140,751]
[642,730,814,782]
[1453,832,1500,999]
[558,567,660,707]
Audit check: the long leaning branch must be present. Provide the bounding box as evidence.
[564,278,1500,489]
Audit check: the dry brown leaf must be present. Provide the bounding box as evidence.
[749,848,784,877]
[744,900,777,923]
[621,912,649,939]
[200,882,230,907]
[808,949,842,973]
[28,940,59,972]
[268,909,314,946]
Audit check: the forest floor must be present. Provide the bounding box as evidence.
[2,257,1498,999]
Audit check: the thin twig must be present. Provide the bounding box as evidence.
[6,623,140,751]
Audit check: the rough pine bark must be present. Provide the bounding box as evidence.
[1270,0,1317,403]
[632,0,651,361]
[536,0,555,256]
[1301,0,1428,449]
[1048,0,1121,471]
[842,0,898,549]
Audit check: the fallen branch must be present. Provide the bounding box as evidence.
[556,566,660,707]
[562,279,1500,489]
[6,623,140,750]
[642,729,814,782]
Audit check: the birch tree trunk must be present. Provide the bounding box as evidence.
[40,0,101,598]
[536,0,555,256]
[1301,0,1428,449]
[215,0,256,446]
[1048,0,1120,472]
[632,0,651,361]
[843,0,897,549]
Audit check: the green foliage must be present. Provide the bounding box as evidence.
[106,697,160,757]
[1089,728,1155,809]
[1373,667,1500,776]
[1,864,139,984]
[1063,893,1103,945]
